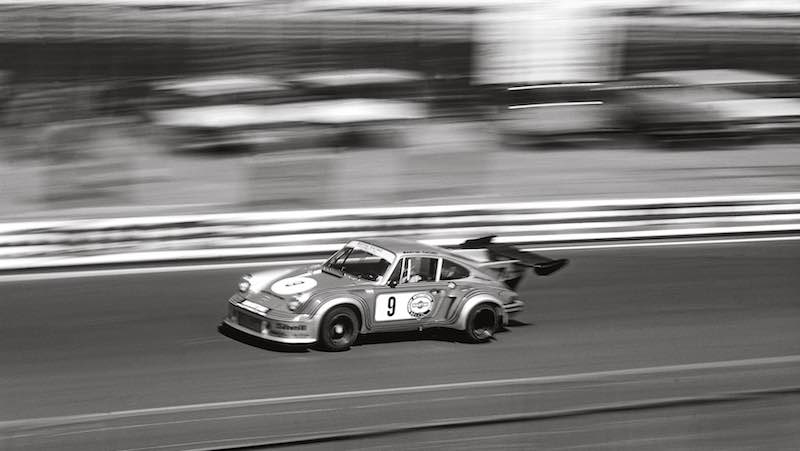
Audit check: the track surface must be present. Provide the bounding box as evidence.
[2,240,799,450]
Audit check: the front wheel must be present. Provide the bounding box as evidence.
[318,306,360,351]
[464,303,500,343]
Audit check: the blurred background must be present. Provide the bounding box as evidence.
[0,0,799,217]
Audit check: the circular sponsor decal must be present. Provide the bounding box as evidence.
[407,293,434,318]
[270,276,318,295]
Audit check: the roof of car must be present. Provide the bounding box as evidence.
[358,237,446,256]
[290,69,425,87]
[636,69,794,86]
[152,75,287,96]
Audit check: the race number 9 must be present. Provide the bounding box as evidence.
[375,293,416,321]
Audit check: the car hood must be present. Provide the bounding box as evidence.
[242,265,360,312]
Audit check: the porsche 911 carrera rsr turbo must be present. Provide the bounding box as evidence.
[222,236,567,351]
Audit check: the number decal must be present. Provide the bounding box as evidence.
[375,292,437,322]
[387,296,396,316]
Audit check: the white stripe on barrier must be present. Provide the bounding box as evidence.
[4,212,800,259]
[79,192,800,222]
[2,223,800,271]
[2,194,800,270]
[247,213,800,244]
[232,204,800,235]
[524,235,800,252]
[424,223,800,246]
[4,207,800,247]
[3,235,800,283]
[3,192,800,232]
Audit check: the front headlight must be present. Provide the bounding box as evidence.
[287,300,300,311]
[238,274,253,293]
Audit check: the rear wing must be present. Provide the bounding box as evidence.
[458,236,568,287]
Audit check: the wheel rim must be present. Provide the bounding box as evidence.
[329,314,355,347]
[472,308,496,339]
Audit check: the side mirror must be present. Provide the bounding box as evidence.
[445,281,457,297]
[388,279,398,288]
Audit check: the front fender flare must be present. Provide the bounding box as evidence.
[311,297,370,333]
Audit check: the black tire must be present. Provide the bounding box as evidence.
[464,303,500,343]
[318,306,360,352]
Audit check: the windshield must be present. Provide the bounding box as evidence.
[148,76,295,110]
[291,70,426,103]
[323,242,394,282]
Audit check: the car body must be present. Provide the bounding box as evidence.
[614,69,800,145]
[494,82,620,146]
[221,236,567,351]
[145,74,332,152]
[287,69,429,148]
[148,71,428,151]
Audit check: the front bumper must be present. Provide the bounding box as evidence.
[223,299,317,345]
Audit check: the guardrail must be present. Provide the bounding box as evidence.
[2,193,800,271]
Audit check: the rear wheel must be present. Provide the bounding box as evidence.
[464,303,500,343]
[318,306,360,352]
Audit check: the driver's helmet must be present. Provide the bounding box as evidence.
[402,258,423,283]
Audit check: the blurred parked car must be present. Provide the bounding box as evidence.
[287,69,429,147]
[146,74,322,152]
[290,69,427,101]
[614,69,800,146]
[148,71,428,152]
[494,82,620,147]
[149,74,294,108]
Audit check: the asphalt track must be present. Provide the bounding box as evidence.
[2,239,799,450]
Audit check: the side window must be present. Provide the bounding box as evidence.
[394,257,439,284]
[441,259,469,281]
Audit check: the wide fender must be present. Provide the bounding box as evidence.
[454,294,507,330]
[311,297,370,333]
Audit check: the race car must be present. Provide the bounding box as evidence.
[221,236,568,351]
